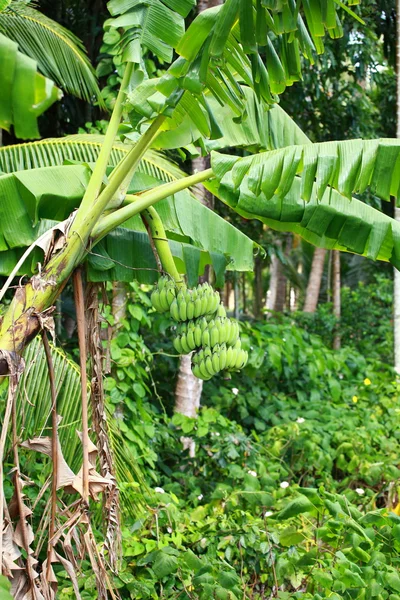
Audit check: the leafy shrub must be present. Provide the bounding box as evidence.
[293,275,393,363]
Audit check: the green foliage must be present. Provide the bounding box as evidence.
[0,31,60,139]
[294,275,394,363]
[55,288,400,599]
[0,1,102,106]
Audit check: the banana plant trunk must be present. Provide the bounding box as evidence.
[303,247,327,313]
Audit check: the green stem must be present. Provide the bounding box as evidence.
[143,206,184,286]
[72,63,133,224]
[69,115,165,245]
[92,168,214,241]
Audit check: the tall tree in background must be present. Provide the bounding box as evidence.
[332,250,341,349]
[303,248,327,313]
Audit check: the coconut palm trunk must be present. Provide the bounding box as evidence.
[303,247,327,313]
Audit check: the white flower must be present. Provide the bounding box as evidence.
[264,511,273,517]
[355,488,365,496]
[232,388,239,396]
[167,527,172,533]
[296,417,305,424]
[247,470,257,477]
[154,487,165,494]
[215,432,220,437]
[280,481,290,489]
[200,538,207,548]
[197,494,204,500]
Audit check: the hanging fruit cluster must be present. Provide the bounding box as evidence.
[151,277,248,380]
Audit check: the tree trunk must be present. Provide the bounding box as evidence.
[242,273,246,314]
[394,0,400,373]
[112,281,128,325]
[266,251,279,314]
[303,247,327,313]
[332,250,341,350]
[253,254,264,318]
[266,234,291,314]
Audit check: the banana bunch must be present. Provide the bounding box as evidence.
[192,341,248,380]
[151,276,176,313]
[169,283,220,322]
[150,277,248,380]
[173,316,239,354]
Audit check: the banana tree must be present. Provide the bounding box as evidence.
[2,0,400,597]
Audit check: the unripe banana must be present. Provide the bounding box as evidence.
[217,304,227,318]
[170,299,180,321]
[159,288,170,311]
[226,346,234,368]
[234,349,246,369]
[173,337,183,354]
[228,322,239,346]
[151,290,164,313]
[166,287,176,306]
[201,293,209,315]
[219,344,227,370]
[194,297,202,318]
[192,364,202,379]
[181,333,190,354]
[199,360,211,380]
[202,329,211,347]
[210,326,219,347]
[187,300,195,321]
[187,328,195,351]
[178,293,186,321]
[205,356,215,377]
[194,325,202,347]
[212,351,220,373]
[233,339,241,351]
[158,276,168,290]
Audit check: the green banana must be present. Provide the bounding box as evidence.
[170,299,180,321]
[178,292,187,321]
[202,329,211,347]
[219,344,227,370]
[173,337,183,354]
[151,289,164,313]
[205,356,215,377]
[187,300,195,321]
[187,328,195,350]
[181,333,190,354]
[217,304,227,318]
[212,350,220,373]
[210,326,219,347]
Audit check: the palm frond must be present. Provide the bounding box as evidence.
[0,134,186,183]
[0,2,103,106]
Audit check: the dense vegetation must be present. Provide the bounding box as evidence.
[0,0,400,598]
[53,278,400,599]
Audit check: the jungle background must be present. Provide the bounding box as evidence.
[2,0,400,598]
